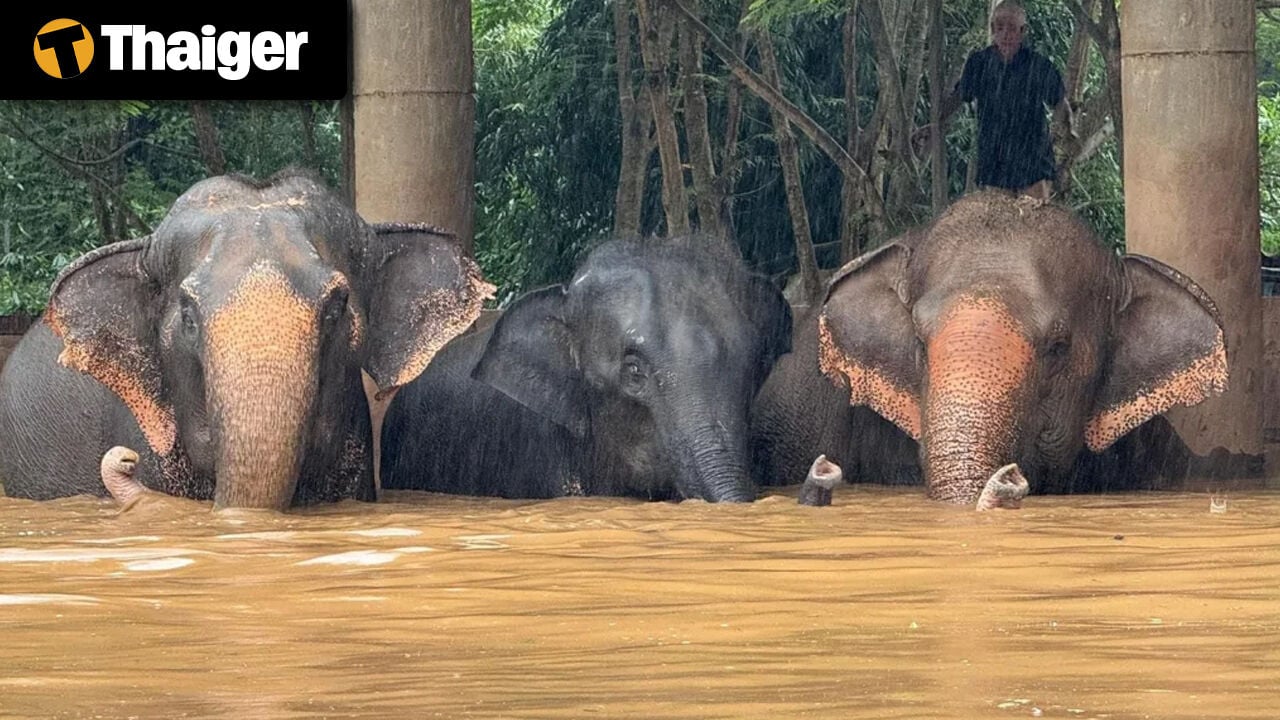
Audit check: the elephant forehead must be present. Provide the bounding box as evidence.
[165,204,346,271]
[181,240,348,302]
[204,262,325,350]
[926,295,1034,371]
[666,314,727,359]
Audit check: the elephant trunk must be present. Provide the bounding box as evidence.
[922,296,1033,504]
[205,279,321,510]
[669,403,756,503]
[101,446,146,508]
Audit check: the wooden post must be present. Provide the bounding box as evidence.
[1121,0,1265,482]
[350,0,475,253]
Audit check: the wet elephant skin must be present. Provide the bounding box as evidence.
[381,235,792,503]
[0,168,492,510]
[752,191,1228,504]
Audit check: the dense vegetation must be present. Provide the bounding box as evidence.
[0,1,1276,314]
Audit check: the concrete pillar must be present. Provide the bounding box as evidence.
[1121,0,1264,479]
[351,0,475,253]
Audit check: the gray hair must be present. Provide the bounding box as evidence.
[991,0,1027,26]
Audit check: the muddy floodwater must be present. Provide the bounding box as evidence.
[0,485,1277,719]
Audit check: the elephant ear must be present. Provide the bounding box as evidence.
[44,237,177,456]
[471,285,588,437]
[359,223,496,400]
[817,242,922,440]
[740,274,794,390]
[1084,255,1229,452]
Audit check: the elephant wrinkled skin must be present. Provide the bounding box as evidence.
[752,191,1228,505]
[381,235,792,503]
[0,168,492,510]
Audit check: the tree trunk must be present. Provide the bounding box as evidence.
[613,0,652,240]
[839,0,864,262]
[678,0,723,240]
[636,0,690,236]
[714,0,755,246]
[758,32,819,305]
[901,0,931,128]
[299,101,318,169]
[190,101,227,176]
[1057,84,1113,189]
[862,0,915,176]
[927,0,946,212]
[1099,0,1123,179]
[1064,0,1097,103]
[668,0,882,215]
[89,184,113,245]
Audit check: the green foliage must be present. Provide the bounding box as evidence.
[0,100,341,314]
[1,2,1277,315]
[472,0,621,304]
[1260,84,1280,256]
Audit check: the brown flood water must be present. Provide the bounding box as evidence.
[0,484,1277,719]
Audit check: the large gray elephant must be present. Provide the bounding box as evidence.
[752,190,1228,504]
[0,168,492,510]
[380,235,793,502]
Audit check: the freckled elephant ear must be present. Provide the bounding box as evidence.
[358,223,496,399]
[1085,255,1230,452]
[818,241,923,440]
[44,237,177,456]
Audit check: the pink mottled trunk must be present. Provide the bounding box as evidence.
[922,297,1033,504]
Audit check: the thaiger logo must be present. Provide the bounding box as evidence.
[33,19,95,79]
[100,25,310,81]
[34,21,310,81]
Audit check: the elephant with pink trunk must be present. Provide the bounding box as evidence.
[0,168,492,510]
[751,190,1229,506]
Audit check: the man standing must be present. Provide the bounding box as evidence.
[917,1,1075,200]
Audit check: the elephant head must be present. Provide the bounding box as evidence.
[471,236,792,502]
[44,168,492,510]
[817,191,1227,504]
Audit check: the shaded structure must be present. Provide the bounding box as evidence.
[350,0,475,252]
[1121,0,1265,483]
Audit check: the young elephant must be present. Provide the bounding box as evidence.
[753,191,1227,505]
[0,168,492,510]
[380,235,793,502]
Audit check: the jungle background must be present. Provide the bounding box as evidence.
[0,0,1277,313]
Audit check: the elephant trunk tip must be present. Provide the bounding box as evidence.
[101,445,147,508]
[799,454,843,507]
[708,482,757,503]
[975,462,1030,511]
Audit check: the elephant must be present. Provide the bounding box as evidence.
[0,168,493,510]
[751,190,1228,505]
[380,234,793,502]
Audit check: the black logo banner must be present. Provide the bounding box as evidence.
[7,2,349,99]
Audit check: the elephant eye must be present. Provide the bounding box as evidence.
[1046,336,1071,359]
[322,287,349,327]
[179,298,198,336]
[620,352,649,394]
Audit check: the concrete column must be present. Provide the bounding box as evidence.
[351,0,475,253]
[1121,0,1263,479]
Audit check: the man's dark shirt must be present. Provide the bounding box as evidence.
[957,45,1064,190]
